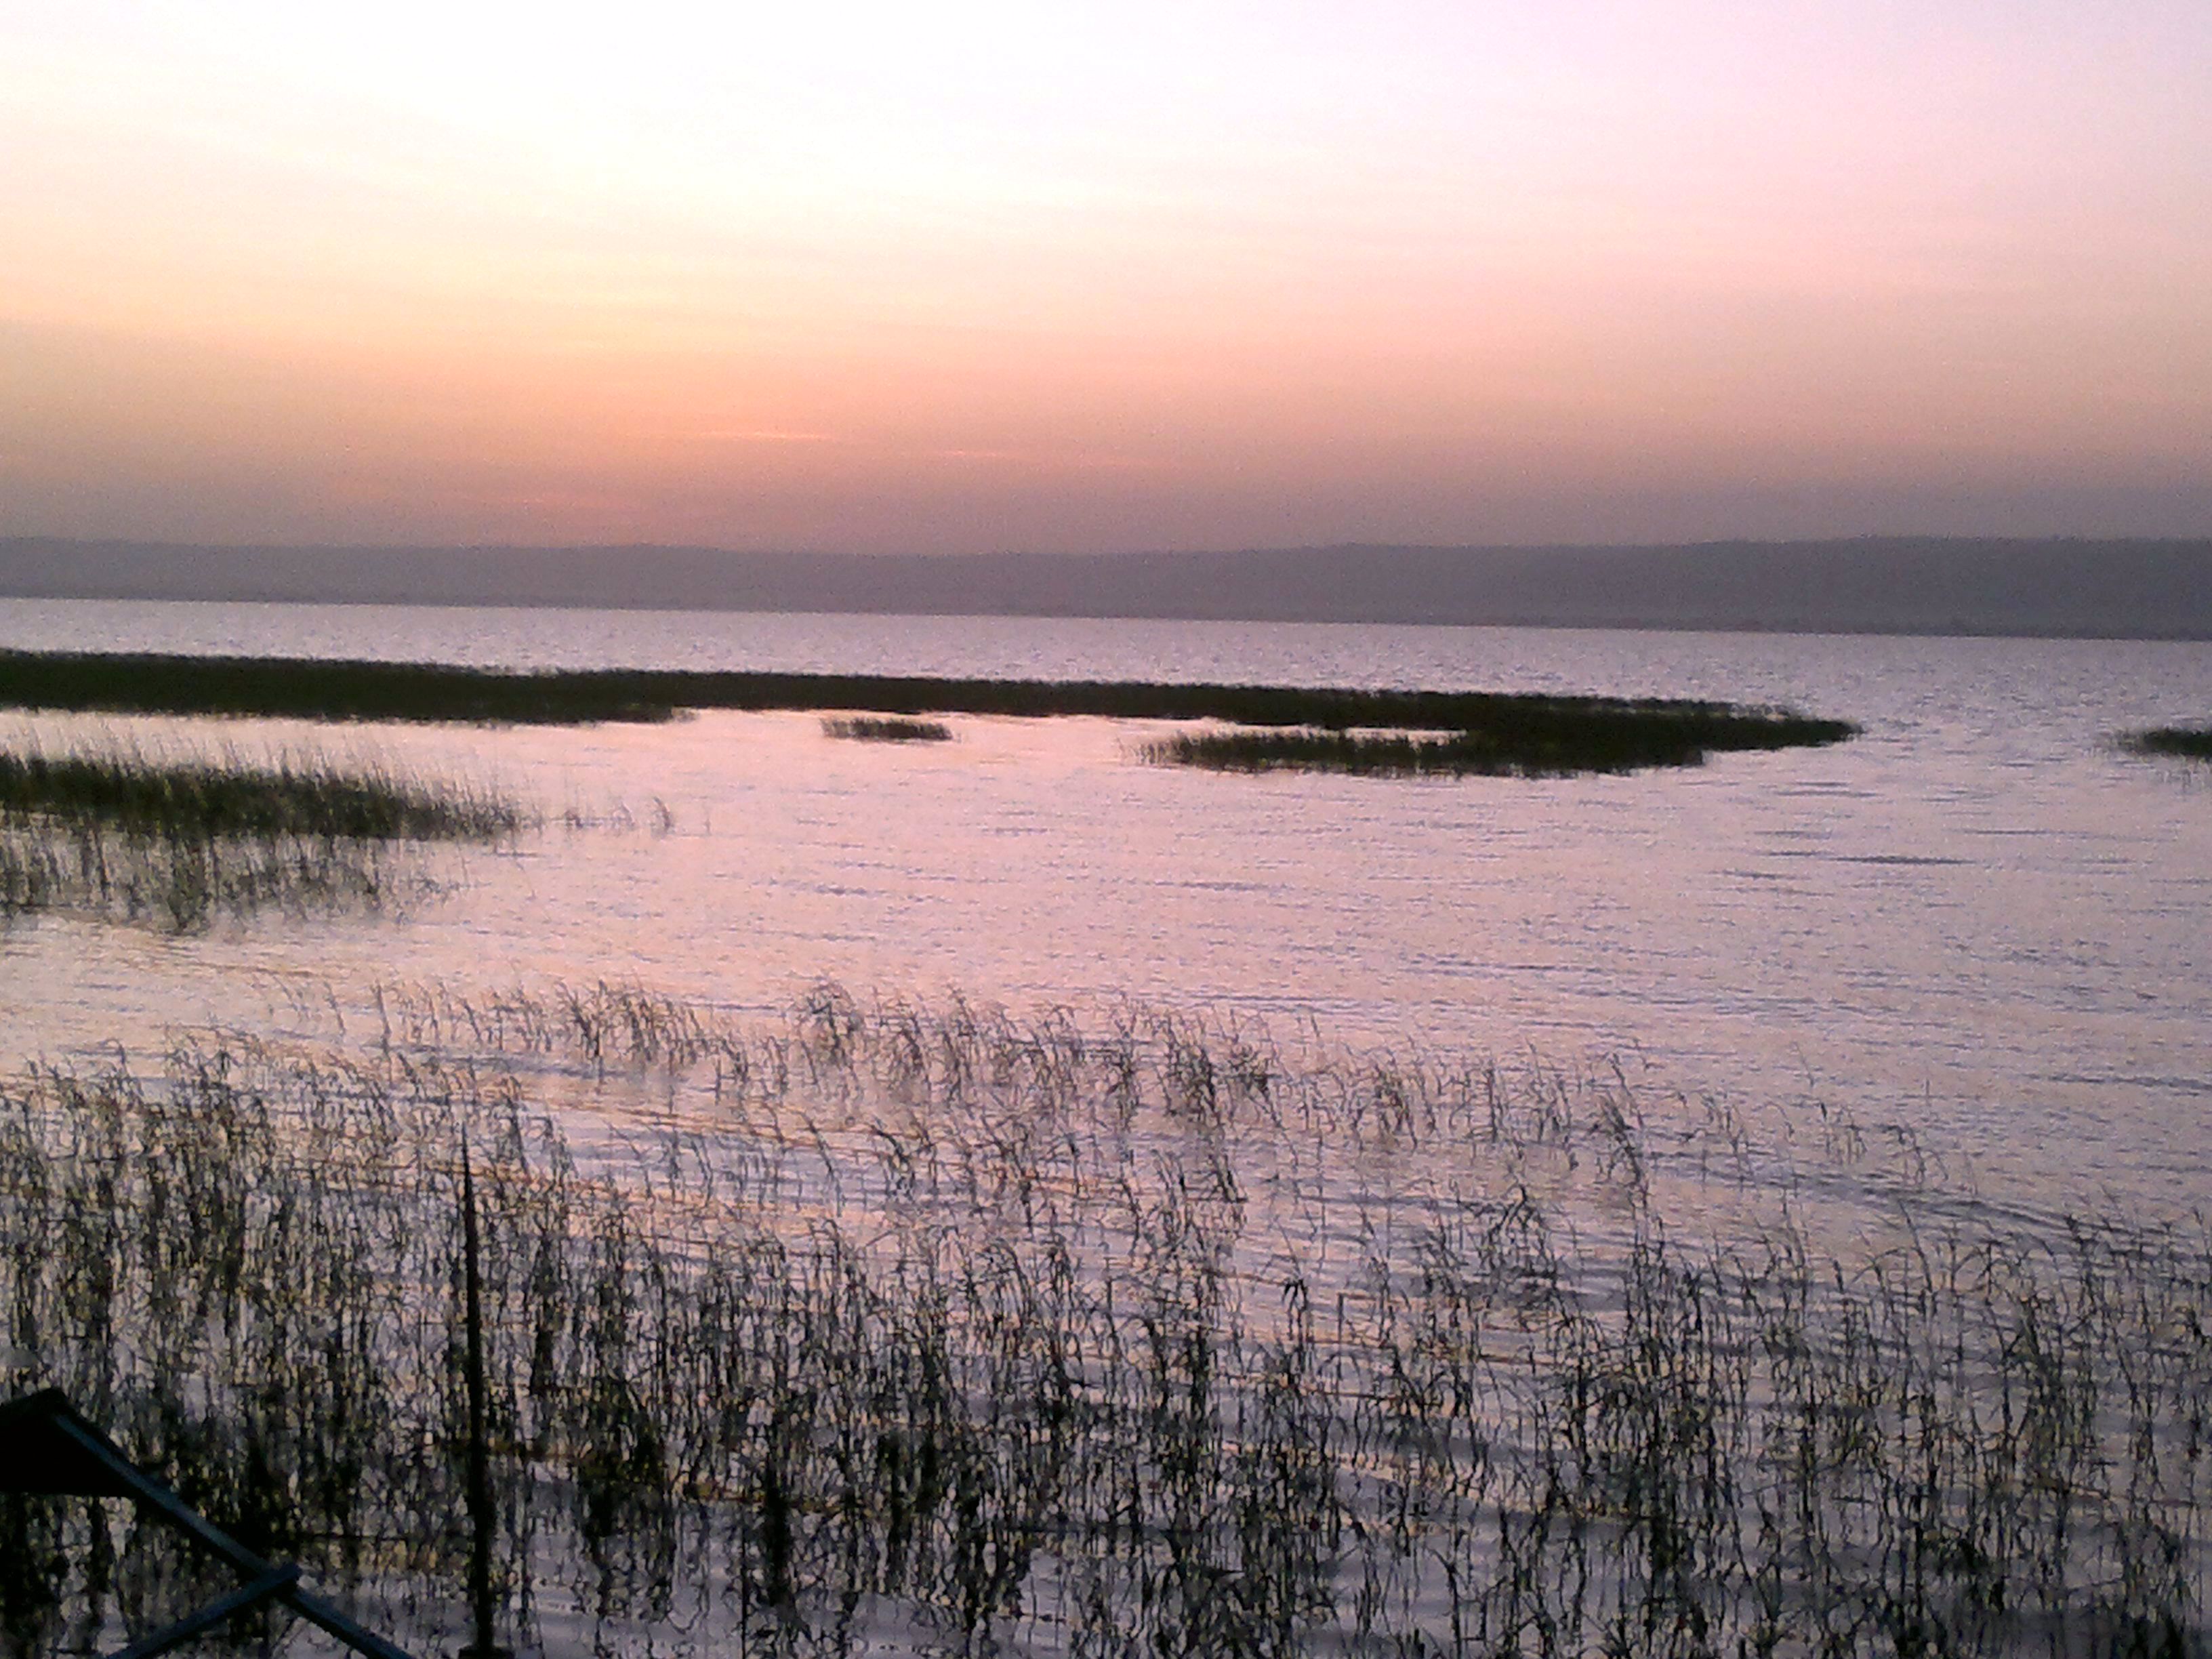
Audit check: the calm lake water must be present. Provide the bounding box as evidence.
[3,598,2210,1222]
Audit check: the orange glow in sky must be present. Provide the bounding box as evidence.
[3,1,2209,550]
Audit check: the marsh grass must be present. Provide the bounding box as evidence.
[1141,713,1846,775]
[0,747,518,840]
[0,653,681,726]
[823,716,955,743]
[0,650,1856,762]
[0,743,518,929]
[2129,726,2212,762]
[2,987,2205,1657]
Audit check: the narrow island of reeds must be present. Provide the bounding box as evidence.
[2129,724,2212,761]
[1142,708,1847,776]
[3,983,2205,1658]
[821,715,954,742]
[0,650,1856,775]
[0,743,518,928]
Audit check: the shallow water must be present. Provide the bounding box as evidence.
[3,598,2210,1223]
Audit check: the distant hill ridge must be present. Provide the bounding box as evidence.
[3,537,2209,640]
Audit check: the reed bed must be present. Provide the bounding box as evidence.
[2,986,2205,1657]
[0,653,680,726]
[823,717,955,743]
[0,743,517,929]
[0,747,517,840]
[2130,726,2212,762]
[1141,719,1815,775]
[0,651,1856,766]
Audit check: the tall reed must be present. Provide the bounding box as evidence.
[0,742,517,929]
[1,987,2203,1656]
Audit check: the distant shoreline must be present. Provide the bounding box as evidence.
[9,591,2212,644]
[5,535,2211,641]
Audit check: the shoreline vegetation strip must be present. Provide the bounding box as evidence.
[0,651,1857,770]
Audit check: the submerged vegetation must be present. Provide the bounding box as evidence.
[2130,725,2212,762]
[823,715,955,743]
[0,743,516,928]
[0,652,1855,775]
[1,983,2205,1657]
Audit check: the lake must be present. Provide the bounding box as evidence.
[4,598,2207,1222]
[7,596,2212,1656]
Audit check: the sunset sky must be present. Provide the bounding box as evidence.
[3,1,2209,553]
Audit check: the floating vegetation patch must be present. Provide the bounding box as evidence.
[2,985,2206,1657]
[0,743,518,929]
[0,651,1859,764]
[2129,724,2212,762]
[822,715,954,743]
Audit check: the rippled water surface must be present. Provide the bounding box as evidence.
[4,598,2209,1219]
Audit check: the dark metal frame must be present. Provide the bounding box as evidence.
[0,1389,414,1659]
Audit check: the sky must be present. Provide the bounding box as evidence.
[3,1,2209,554]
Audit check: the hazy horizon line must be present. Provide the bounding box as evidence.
[11,531,2210,558]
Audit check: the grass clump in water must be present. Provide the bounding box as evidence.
[1146,701,1855,776]
[2129,724,2212,762]
[0,743,517,929]
[0,747,518,840]
[821,716,954,743]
